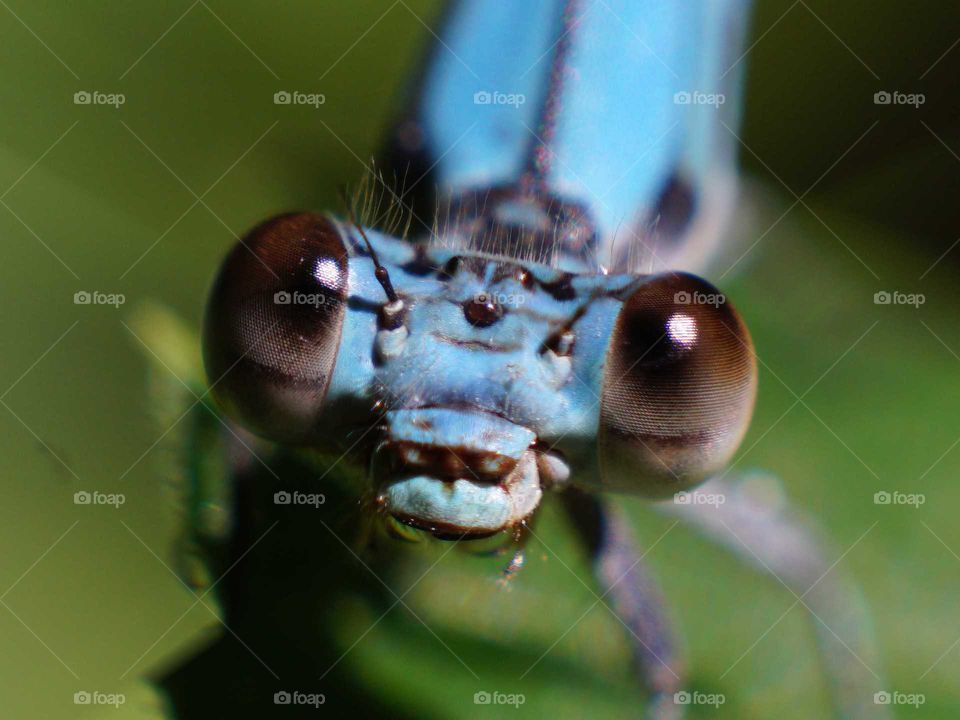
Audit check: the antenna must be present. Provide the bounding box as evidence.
[340,188,405,329]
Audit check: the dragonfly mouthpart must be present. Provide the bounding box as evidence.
[374,408,554,538]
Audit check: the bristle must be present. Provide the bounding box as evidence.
[342,161,423,243]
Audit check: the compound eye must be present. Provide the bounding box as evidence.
[202,213,348,443]
[598,273,756,497]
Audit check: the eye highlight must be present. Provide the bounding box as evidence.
[202,213,349,444]
[598,272,756,497]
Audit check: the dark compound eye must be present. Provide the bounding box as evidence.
[202,213,348,444]
[598,272,756,497]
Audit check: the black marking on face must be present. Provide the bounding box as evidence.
[539,273,577,301]
[463,294,504,327]
[540,301,589,356]
[438,255,460,279]
[491,263,533,287]
[430,332,519,353]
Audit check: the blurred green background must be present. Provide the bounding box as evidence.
[1,1,958,718]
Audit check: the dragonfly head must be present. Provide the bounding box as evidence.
[203,213,757,540]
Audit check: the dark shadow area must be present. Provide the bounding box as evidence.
[152,450,416,719]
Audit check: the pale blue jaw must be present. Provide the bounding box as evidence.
[378,454,542,536]
[376,408,543,535]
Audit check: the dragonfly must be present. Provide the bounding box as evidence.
[155,1,887,717]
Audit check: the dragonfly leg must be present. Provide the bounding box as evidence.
[657,474,889,720]
[562,489,685,720]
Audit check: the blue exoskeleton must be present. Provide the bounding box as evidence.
[190,1,888,718]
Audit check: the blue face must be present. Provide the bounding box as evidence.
[202,213,757,539]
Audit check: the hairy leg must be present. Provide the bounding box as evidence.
[562,489,685,720]
[657,474,890,720]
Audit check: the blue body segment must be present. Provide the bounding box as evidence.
[420,1,564,188]
[413,0,751,273]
